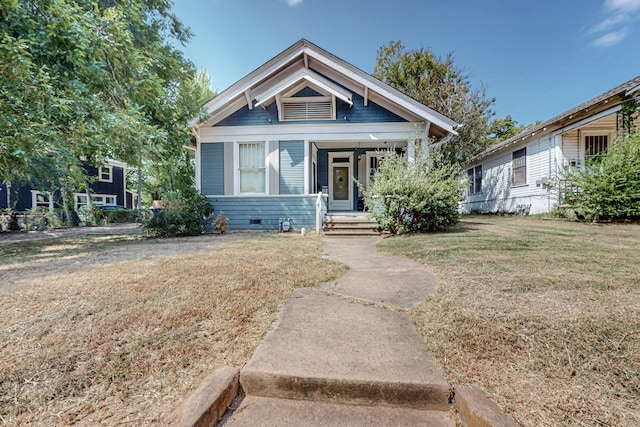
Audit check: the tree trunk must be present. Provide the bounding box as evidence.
[61,187,79,227]
[136,149,143,213]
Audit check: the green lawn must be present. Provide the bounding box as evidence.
[379,216,640,427]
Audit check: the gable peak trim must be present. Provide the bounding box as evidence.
[254,68,352,108]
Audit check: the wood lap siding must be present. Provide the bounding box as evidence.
[201,143,225,195]
[208,196,324,230]
[215,91,406,127]
[279,141,304,194]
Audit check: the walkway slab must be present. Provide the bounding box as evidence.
[225,396,455,426]
[320,237,438,310]
[229,235,453,425]
[240,288,450,410]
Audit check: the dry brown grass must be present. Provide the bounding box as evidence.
[0,233,346,426]
[379,216,640,427]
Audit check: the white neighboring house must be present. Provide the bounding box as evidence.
[461,75,640,215]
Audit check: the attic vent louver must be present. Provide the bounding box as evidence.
[279,96,335,121]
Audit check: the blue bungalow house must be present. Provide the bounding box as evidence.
[192,39,459,231]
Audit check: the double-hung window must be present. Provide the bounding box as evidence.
[467,165,482,194]
[31,190,52,209]
[512,148,526,186]
[99,166,112,182]
[238,142,266,193]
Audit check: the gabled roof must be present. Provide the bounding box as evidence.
[195,39,459,137]
[254,68,352,107]
[471,75,640,163]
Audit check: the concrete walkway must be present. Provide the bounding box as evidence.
[224,237,454,426]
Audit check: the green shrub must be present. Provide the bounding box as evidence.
[362,144,466,234]
[77,205,103,225]
[101,209,137,224]
[561,132,640,220]
[141,187,212,237]
[44,209,64,229]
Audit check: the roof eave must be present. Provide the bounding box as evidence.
[468,75,640,164]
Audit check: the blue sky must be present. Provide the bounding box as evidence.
[171,0,640,126]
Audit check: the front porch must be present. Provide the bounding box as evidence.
[314,140,406,213]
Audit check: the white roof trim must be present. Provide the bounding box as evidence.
[194,40,459,135]
[301,45,458,135]
[254,68,352,108]
[551,104,622,137]
[626,82,640,97]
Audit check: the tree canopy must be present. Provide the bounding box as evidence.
[488,115,539,143]
[373,41,537,163]
[373,41,494,163]
[0,0,209,210]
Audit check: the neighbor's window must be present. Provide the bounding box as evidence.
[99,166,112,182]
[75,193,117,209]
[32,191,52,208]
[468,165,482,194]
[103,195,116,205]
[585,135,608,158]
[75,194,88,208]
[239,142,266,193]
[512,148,526,186]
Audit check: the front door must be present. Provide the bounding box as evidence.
[328,152,353,211]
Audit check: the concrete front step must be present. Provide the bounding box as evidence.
[325,219,378,228]
[224,396,456,426]
[239,289,451,410]
[324,230,381,236]
[324,213,379,236]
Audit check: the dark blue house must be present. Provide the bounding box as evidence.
[191,39,459,231]
[1,160,132,211]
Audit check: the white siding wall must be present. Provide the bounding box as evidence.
[461,109,622,216]
[561,130,580,167]
[461,133,556,215]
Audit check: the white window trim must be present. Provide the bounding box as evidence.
[99,165,113,183]
[31,190,53,211]
[234,141,269,195]
[277,95,336,122]
[468,165,483,195]
[75,193,118,209]
[512,147,527,187]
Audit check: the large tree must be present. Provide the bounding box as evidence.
[373,41,495,164]
[0,0,204,214]
[140,69,216,204]
[488,115,539,144]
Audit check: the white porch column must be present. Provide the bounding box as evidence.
[304,139,310,194]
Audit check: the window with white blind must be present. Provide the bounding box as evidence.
[238,142,266,193]
[585,135,608,158]
[512,148,526,186]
